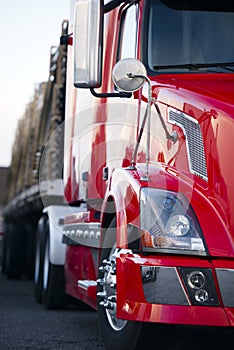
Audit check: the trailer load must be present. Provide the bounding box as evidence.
[3,20,69,281]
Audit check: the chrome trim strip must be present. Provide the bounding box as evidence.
[78,280,97,290]
[63,222,101,248]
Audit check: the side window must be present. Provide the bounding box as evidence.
[118,3,139,60]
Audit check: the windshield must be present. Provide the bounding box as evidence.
[147,0,234,73]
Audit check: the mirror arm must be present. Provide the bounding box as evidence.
[130,107,148,169]
[90,88,132,98]
[128,74,152,181]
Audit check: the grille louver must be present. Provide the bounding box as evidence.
[168,108,208,181]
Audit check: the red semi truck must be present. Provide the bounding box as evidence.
[3,0,234,349]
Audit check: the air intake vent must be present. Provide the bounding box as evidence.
[168,108,208,181]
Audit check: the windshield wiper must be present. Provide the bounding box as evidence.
[153,62,234,72]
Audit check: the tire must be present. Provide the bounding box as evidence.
[1,229,7,274]
[97,218,144,350]
[24,222,36,279]
[34,216,46,303]
[42,218,67,309]
[4,223,24,279]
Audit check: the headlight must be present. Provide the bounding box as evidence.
[140,188,207,255]
[165,214,190,236]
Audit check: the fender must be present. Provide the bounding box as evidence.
[102,167,146,248]
[43,205,75,265]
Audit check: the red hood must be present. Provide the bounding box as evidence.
[151,73,234,113]
[149,73,234,256]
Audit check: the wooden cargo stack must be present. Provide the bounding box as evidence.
[6,20,68,204]
[2,20,69,279]
[6,83,47,201]
[35,20,68,185]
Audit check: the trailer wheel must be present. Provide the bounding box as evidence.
[97,218,143,350]
[34,216,46,303]
[4,223,24,279]
[42,218,66,309]
[1,228,7,274]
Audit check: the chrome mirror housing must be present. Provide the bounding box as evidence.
[112,58,147,92]
[73,0,103,88]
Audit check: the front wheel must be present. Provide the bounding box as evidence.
[97,219,143,350]
[97,218,170,350]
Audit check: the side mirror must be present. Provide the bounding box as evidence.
[112,58,147,92]
[73,0,103,88]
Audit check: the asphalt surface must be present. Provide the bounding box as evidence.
[1,270,234,350]
[0,272,104,350]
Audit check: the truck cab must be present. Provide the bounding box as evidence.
[40,1,234,349]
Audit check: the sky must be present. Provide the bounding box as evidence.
[0,0,70,167]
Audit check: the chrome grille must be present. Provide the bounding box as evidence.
[168,108,208,181]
